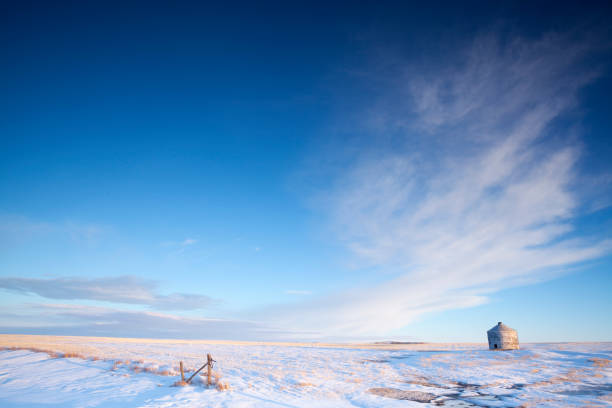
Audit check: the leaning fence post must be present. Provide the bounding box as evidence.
[186,360,208,384]
[179,361,185,382]
[207,353,212,387]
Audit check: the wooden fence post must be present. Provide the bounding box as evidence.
[207,353,212,387]
[179,354,215,386]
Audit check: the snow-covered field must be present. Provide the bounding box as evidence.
[0,335,610,407]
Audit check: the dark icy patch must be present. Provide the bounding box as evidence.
[554,384,612,396]
[368,387,437,402]
[431,397,480,407]
[362,358,390,363]
[390,354,413,359]
[397,377,522,406]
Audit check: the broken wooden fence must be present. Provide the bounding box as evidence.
[178,353,216,386]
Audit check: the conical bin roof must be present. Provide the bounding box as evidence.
[487,322,516,334]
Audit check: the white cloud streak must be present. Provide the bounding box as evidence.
[270,32,611,337]
[285,290,312,296]
[0,276,212,311]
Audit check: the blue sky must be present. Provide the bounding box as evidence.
[1,1,611,342]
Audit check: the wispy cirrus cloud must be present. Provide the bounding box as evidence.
[0,276,212,311]
[161,238,198,247]
[271,31,611,337]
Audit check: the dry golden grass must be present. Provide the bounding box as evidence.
[216,382,231,391]
[295,381,314,387]
[589,358,611,368]
[2,341,184,378]
[172,373,230,390]
[518,398,558,408]
[62,352,86,359]
[0,334,481,352]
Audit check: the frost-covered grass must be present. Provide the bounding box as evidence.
[0,335,610,407]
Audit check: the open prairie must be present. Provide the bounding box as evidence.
[1,335,610,407]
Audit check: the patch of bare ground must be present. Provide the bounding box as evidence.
[368,387,436,402]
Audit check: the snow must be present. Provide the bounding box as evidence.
[0,335,610,407]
